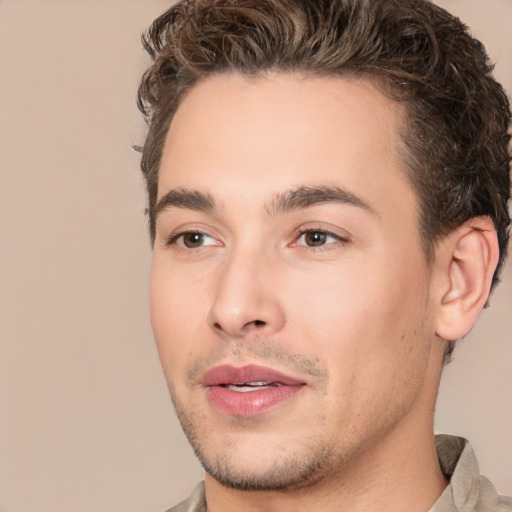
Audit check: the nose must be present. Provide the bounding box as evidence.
[207,250,286,338]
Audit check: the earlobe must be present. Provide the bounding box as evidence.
[435,217,499,341]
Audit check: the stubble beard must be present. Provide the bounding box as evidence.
[168,378,427,493]
[171,391,336,491]
[165,328,433,493]
[167,337,337,491]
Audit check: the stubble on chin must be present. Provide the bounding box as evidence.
[172,390,337,492]
[167,336,334,491]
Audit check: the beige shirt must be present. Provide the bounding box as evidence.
[165,435,511,512]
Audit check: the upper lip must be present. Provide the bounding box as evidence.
[202,364,306,387]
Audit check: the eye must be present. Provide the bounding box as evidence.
[168,231,220,249]
[296,229,345,247]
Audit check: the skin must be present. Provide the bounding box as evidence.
[150,73,457,512]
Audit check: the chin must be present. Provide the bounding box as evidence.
[183,423,337,492]
[200,447,331,491]
[171,388,345,491]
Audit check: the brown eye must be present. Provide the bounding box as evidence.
[296,229,346,248]
[182,232,206,248]
[168,231,221,249]
[303,231,328,246]
[166,229,221,250]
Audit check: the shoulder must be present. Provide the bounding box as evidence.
[476,475,511,512]
[163,482,206,512]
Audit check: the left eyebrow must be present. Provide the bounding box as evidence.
[267,185,376,215]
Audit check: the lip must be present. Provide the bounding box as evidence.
[202,364,305,387]
[202,364,306,417]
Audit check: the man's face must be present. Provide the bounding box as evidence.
[150,74,443,490]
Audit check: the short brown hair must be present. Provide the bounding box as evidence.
[138,0,511,286]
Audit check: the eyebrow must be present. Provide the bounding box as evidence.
[154,188,215,217]
[267,185,375,215]
[154,184,375,218]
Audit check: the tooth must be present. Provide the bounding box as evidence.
[222,380,287,392]
[227,384,274,392]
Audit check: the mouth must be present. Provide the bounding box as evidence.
[202,364,306,416]
[222,381,286,392]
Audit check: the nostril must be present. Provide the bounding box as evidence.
[245,320,266,330]
[211,319,265,334]
[211,319,266,335]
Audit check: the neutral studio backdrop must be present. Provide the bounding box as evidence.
[0,1,511,511]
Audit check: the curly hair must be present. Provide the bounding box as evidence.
[137,0,511,298]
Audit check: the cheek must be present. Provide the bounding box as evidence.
[284,263,390,335]
[284,254,431,368]
[283,260,433,431]
[149,257,211,371]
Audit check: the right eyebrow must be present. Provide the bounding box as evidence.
[154,188,215,217]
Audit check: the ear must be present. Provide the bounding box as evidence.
[434,216,499,341]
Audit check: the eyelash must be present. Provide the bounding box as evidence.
[294,228,349,250]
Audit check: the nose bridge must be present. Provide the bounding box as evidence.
[207,242,285,337]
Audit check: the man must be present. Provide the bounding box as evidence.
[137,0,511,510]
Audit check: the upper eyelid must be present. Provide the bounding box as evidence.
[295,225,351,240]
[161,221,220,241]
[298,228,344,237]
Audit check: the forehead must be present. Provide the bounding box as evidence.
[158,73,415,222]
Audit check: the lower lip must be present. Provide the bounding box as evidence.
[205,385,304,416]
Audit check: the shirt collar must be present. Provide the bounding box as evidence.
[431,434,481,512]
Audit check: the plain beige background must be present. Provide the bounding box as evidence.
[0,1,510,511]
